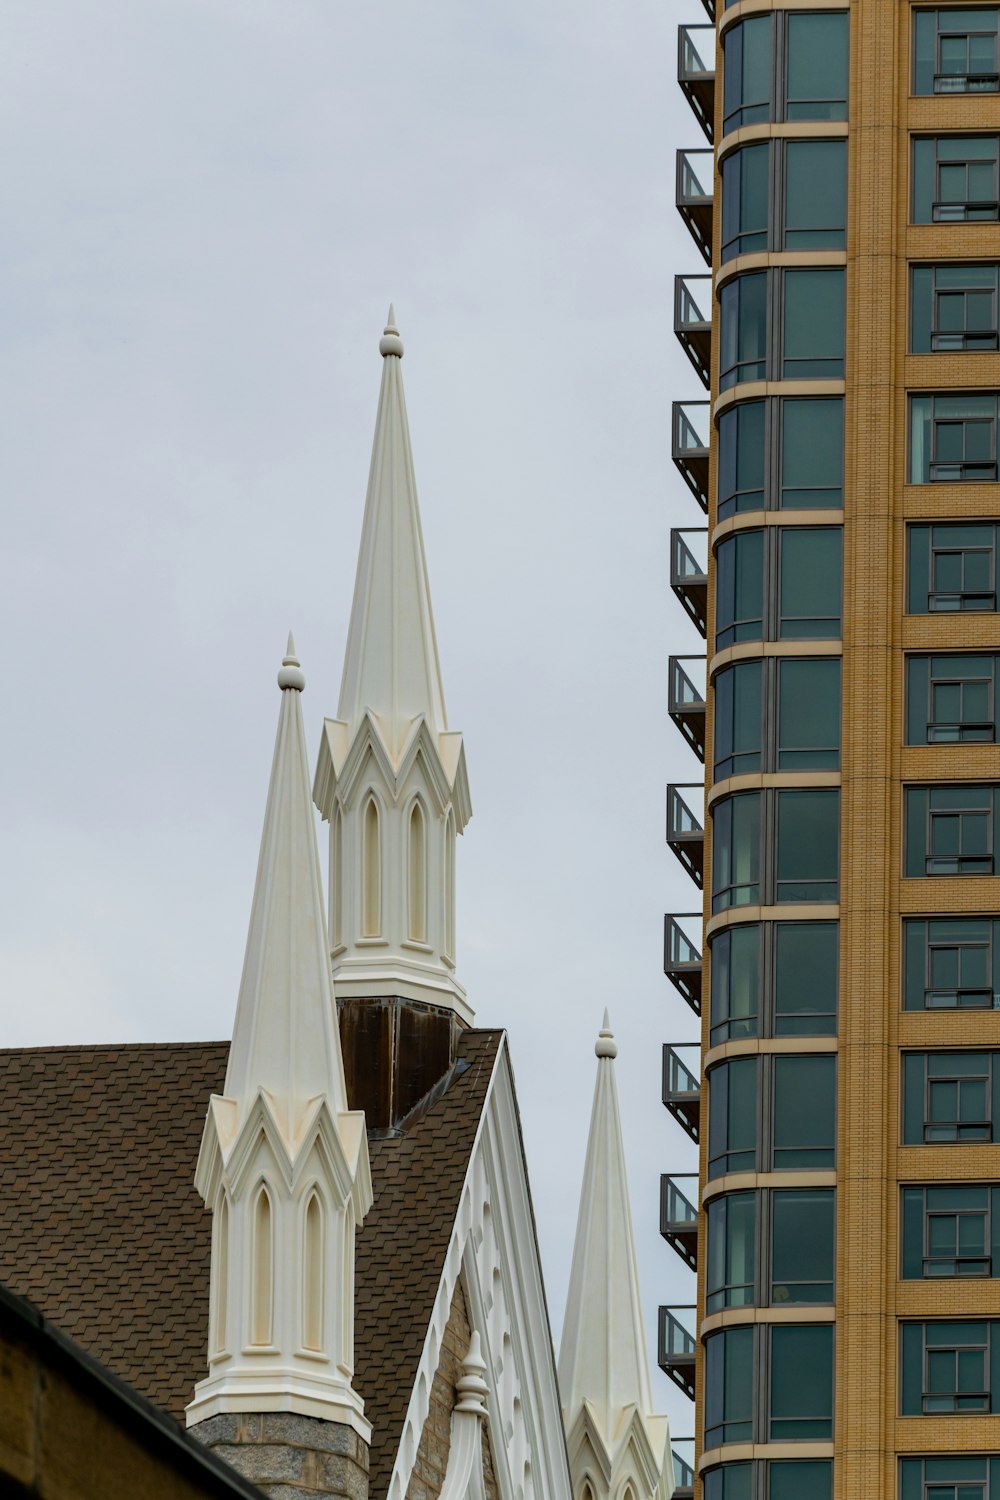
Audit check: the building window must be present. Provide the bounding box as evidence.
[912,264,1000,351]
[900,1456,1000,1500]
[908,523,999,612]
[906,654,998,743]
[707,1054,837,1178]
[913,9,1000,94]
[718,398,844,519]
[706,1187,836,1310]
[904,920,1000,1010]
[720,140,847,261]
[722,12,849,135]
[704,1325,834,1447]
[910,395,1000,482]
[904,786,1000,876]
[900,1321,1000,1414]
[712,788,840,913]
[719,270,846,389]
[709,920,839,1044]
[705,1463,833,1500]
[913,136,1000,222]
[713,657,842,781]
[902,1185,1000,1279]
[715,528,843,648]
[903,1050,1000,1138]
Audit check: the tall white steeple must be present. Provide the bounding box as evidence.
[187,638,372,1438]
[558,1015,672,1500]
[313,309,472,1022]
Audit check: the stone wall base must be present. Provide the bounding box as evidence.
[191,1411,369,1500]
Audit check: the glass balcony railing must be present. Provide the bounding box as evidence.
[663,913,702,1015]
[671,1438,696,1499]
[666,783,704,888]
[674,274,712,388]
[668,656,706,761]
[678,25,715,143]
[662,1044,701,1142]
[660,1173,699,1271]
[676,149,714,265]
[670,527,708,637]
[658,1305,697,1398]
[671,401,710,512]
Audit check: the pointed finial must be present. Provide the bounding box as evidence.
[379,303,404,358]
[277,632,306,692]
[595,1008,617,1059]
[454,1331,489,1416]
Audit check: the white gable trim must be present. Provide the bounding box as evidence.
[385,1037,572,1500]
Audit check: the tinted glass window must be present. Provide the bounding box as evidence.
[908,522,998,611]
[775,788,840,901]
[904,918,1000,1009]
[906,654,997,743]
[720,273,769,388]
[785,12,848,119]
[781,399,844,509]
[772,1054,837,1169]
[901,1184,1000,1279]
[784,141,847,249]
[769,1325,834,1437]
[718,401,766,518]
[723,17,772,134]
[778,529,843,638]
[710,923,761,1044]
[771,1189,835,1302]
[777,658,842,768]
[912,263,1000,352]
[774,921,838,1034]
[712,792,761,912]
[914,9,1000,95]
[704,1327,754,1445]
[903,1049,1000,1139]
[714,661,763,781]
[708,1057,758,1178]
[904,786,1000,876]
[707,1191,757,1311]
[782,269,846,377]
[769,1464,832,1500]
[913,135,1000,222]
[721,145,770,262]
[703,1466,753,1500]
[716,530,765,648]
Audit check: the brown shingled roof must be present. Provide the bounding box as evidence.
[0,1028,501,1499]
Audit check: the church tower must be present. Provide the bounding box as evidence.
[314,309,473,1130]
[187,638,373,1500]
[559,1015,673,1500]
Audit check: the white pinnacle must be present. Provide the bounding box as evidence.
[338,306,446,758]
[224,638,348,1133]
[559,1013,655,1446]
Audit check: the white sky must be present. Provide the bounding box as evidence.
[0,0,704,1442]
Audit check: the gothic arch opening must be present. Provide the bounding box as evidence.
[251,1184,273,1346]
[303,1191,324,1352]
[408,799,427,943]
[362,797,381,938]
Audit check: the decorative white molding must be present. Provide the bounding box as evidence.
[386,1039,573,1500]
[438,1334,490,1500]
[558,1015,672,1500]
[313,312,472,1021]
[187,641,372,1440]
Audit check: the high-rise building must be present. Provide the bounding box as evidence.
[663,5,1000,1499]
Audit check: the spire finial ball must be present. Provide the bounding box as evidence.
[379,303,404,358]
[595,1008,617,1059]
[278,631,306,692]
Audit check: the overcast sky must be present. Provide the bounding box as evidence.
[0,0,704,1441]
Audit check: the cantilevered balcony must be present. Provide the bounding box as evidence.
[698,0,715,23]
[663,914,702,1015]
[676,149,714,265]
[678,26,715,143]
[666,783,704,887]
[671,1439,695,1500]
[671,401,710,512]
[674,275,712,387]
[658,1305,697,1398]
[670,527,708,636]
[662,1044,701,1142]
[660,1174,699,1271]
[668,656,706,761]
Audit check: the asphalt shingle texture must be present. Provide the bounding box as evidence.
[0,1028,501,1500]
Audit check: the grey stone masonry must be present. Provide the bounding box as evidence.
[192,1412,369,1500]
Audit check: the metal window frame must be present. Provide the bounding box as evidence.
[707,1052,838,1178]
[717,267,847,388]
[920,1321,991,1412]
[708,917,840,1046]
[931,136,1000,219]
[711,786,841,913]
[705,1186,837,1314]
[717,395,846,520]
[924,520,999,610]
[715,525,844,649]
[907,652,998,743]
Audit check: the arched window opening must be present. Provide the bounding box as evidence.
[303,1192,324,1352]
[251,1186,273,1346]
[444,811,456,960]
[215,1195,229,1353]
[362,798,381,937]
[408,801,427,943]
[332,807,344,949]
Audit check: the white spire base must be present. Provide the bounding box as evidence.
[186,1368,371,1442]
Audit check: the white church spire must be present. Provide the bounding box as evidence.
[558,1014,672,1500]
[338,306,448,754]
[314,311,472,1022]
[187,641,372,1438]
